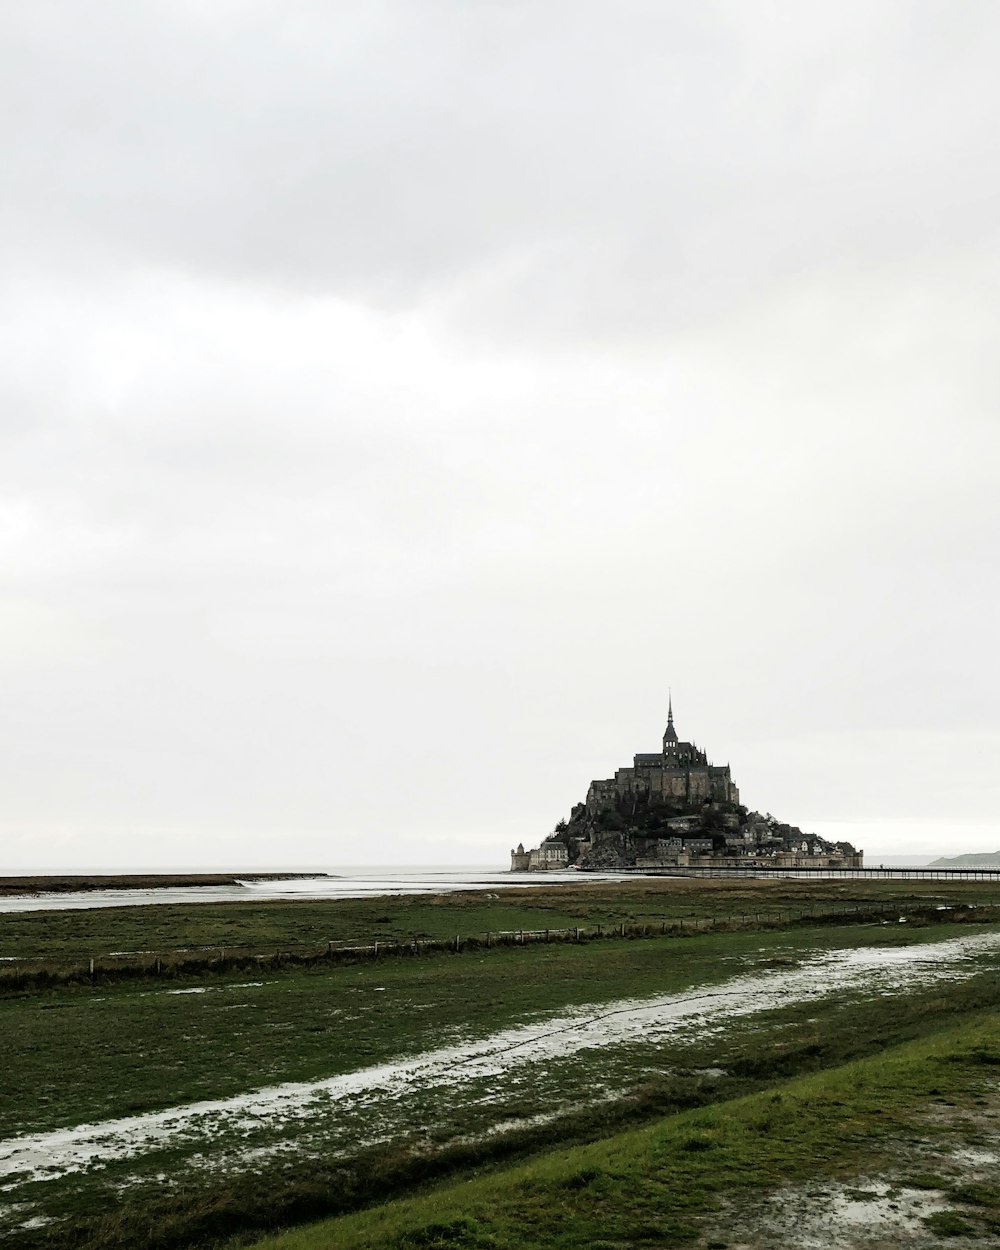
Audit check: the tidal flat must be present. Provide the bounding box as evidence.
[3,878,1000,1250]
[3,872,999,962]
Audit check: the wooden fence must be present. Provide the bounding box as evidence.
[1,899,996,992]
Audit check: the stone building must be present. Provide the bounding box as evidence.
[510,843,531,871]
[585,697,739,813]
[510,839,568,871]
[510,699,863,871]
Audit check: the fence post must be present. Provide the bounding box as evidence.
[89,957,94,978]
[575,927,580,941]
[455,934,460,952]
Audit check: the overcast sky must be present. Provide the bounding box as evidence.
[2,1,998,870]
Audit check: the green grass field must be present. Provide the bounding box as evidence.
[2,874,998,962]
[6,920,990,1140]
[5,881,1000,1250]
[240,1013,1000,1250]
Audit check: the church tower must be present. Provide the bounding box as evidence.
[662,693,678,752]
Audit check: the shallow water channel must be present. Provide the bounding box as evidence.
[0,870,615,913]
[3,927,1000,1193]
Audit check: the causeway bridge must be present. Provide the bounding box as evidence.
[607,866,1000,882]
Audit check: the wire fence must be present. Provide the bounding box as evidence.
[2,899,997,992]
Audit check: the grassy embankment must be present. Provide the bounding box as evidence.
[3,875,999,966]
[5,916,1000,1250]
[241,1013,1000,1250]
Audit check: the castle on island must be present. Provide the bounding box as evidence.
[512,699,862,872]
[584,696,739,813]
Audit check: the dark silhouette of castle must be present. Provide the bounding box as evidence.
[510,699,863,871]
[584,696,739,815]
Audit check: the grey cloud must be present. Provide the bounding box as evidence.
[3,4,1000,330]
[0,3,998,868]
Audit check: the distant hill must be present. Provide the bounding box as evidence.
[928,851,1000,868]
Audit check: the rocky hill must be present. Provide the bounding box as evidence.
[541,793,858,869]
[511,708,862,872]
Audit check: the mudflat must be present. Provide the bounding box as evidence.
[0,873,326,897]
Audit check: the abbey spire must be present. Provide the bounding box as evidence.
[663,692,678,744]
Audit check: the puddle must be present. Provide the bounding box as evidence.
[711,1076,1000,1248]
[949,1145,1000,1166]
[17,1215,54,1230]
[151,981,267,999]
[721,1179,951,1248]
[3,929,1000,1186]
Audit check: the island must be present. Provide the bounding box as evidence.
[512,700,862,871]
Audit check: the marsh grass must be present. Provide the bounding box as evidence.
[232,1013,1000,1250]
[2,896,996,994]
[4,921,992,1139]
[6,880,1000,1250]
[3,874,999,968]
[6,926,1000,1250]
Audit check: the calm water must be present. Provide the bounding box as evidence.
[0,869,617,913]
[4,863,989,914]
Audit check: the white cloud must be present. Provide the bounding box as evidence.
[0,3,997,868]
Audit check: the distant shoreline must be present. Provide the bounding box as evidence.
[928,852,1000,868]
[0,873,329,897]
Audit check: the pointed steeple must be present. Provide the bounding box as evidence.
[663,691,678,744]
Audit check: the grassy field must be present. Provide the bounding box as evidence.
[5,918,1000,1250]
[3,874,999,963]
[5,881,1000,1250]
[5,920,972,1139]
[239,1012,1000,1250]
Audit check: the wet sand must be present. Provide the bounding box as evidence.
[0,870,606,912]
[0,873,327,898]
